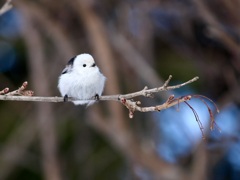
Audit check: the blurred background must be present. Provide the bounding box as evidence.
[0,0,240,179]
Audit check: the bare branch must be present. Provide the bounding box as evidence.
[184,101,205,139]
[0,76,199,103]
[163,75,173,88]
[0,95,64,102]
[0,76,207,133]
[0,75,216,142]
[193,95,221,132]
[120,95,192,118]
[4,81,34,96]
[109,76,199,101]
[0,88,9,95]
[0,0,13,16]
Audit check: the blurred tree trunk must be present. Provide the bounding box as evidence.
[20,7,62,180]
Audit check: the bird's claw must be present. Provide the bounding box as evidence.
[94,94,100,101]
[64,94,68,102]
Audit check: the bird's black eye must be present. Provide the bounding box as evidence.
[83,64,86,67]
[92,63,96,67]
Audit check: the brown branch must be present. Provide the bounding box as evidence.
[0,76,198,103]
[1,77,217,139]
[0,76,208,133]
[0,0,13,16]
[0,88,9,95]
[120,95,192,118]
[101,75,198,101]
[184,101,205,139]
[4,81,34,96]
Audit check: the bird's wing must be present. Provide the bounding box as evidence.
[61,65,71,74]
[61,56,76,74]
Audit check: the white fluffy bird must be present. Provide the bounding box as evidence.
[58,53,106,106]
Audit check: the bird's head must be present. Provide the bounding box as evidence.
[73,53,97,72]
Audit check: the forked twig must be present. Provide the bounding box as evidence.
[0,76,219,139]
[1,81,34,96]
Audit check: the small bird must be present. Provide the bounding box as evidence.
[58,53,106,106]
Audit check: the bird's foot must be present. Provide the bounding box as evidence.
[64,94,68,102]
[94,94,100,101]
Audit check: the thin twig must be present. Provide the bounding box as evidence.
[0,76,200,123]
[120,95,192,118]
[5,81,34,96]
[0,95,64,102]
[116,76,199,100]
[0,76,217,139]
[0,88,9,95]
[0,76,199,102]
[193,95,221,132]
[0,0,13,16]
[163,75,172,88]
[185,101,205,139]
